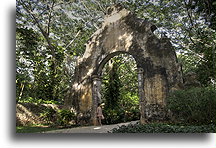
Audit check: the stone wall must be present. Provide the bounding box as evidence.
[65,4,183,125]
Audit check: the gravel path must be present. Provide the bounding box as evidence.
[43,121,139,133]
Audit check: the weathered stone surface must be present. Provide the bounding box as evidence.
[65,4,183,125]
[145,104,171,122]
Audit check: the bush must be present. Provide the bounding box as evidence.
[102,93,140,125]
[103,108,124,124]
[57,109,76,126]
[167,87,216,125]
[110,123,216,133]
[103,106,140,125]
[18,97,61,104]
[39,107,57,124]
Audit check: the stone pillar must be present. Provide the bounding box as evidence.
[91,75,102,125]
[137,68,146,124]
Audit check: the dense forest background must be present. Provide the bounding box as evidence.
[16,0,215,126]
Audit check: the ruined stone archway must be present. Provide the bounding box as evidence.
[93,51,140,124]
[64,4,183,125]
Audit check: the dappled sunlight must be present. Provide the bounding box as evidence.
[16,104,41,126]
[72,82,80,90]
[144,74,166,105]
[80,85,92,112]
[104,7,130,26]
[86,68,94,78]
[118,32,133,50]
[63,3,183,125]
[100,53,140,124]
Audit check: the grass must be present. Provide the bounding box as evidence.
[16,124,80,133]
[16,125,59,133]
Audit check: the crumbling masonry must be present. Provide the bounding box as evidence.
[65,4,183,125]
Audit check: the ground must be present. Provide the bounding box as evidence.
[42,121,138,133]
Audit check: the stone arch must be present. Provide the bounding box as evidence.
[64,4,183,125]
[96,51,137,76]
[92,51,141,125]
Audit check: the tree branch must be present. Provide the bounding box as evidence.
[94,0,106,14]
[80,1,99,29]
[20,0,58,75]
[47,1,55,36]
[183,0,194,27]
[65,30,81,49]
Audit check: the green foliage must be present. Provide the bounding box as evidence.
[119,92,140,122]
[177,53,200,74]
[167,87,216,125]
[103,108,124,124]
[122,0,216,86]
[16,27,41,102]
[57,109,76,126]
[16,126,58,133]
[103,62,122,110]
[120,93,139,110]
[188,0,216,30]
[39,107,57,124]
[102,60,122,124]
[103,105,140,125]
[18,97,60,104]
[111,123,216,133]
[101,54,140,124]
[16,0,215,108]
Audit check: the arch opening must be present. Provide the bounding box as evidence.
[65,5,183,126]
[92,52,143,125]
[96,51,136,76]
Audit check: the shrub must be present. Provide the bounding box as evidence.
[39,107,57,124]
[18,97,61,104]
[167,87,216,125]
[103,108,124,124]
[110,123,216,133]
[103,106,140,125]
[57,109,76,126]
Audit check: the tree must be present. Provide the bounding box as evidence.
[121,0,215,86]
[18,0,73,101]
[103,60,122,110]
[101,54,139,124]
[16,0,215,104]
[16,0,80,102]
[16,0,111,102]
[16,27,40,102]
[176,0,216,86]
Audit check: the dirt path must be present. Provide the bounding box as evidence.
[43,121,139,133]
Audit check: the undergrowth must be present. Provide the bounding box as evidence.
[110,123,216,133]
